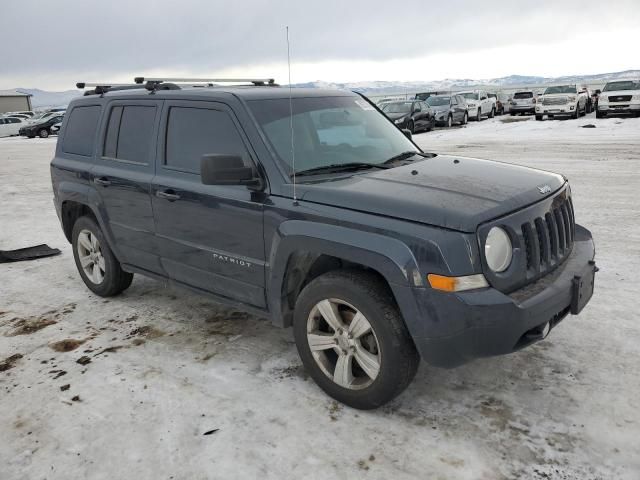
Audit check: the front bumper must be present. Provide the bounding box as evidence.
[510,104,535,113]
[395,224,596,368]
[597,102,640,114]
[536,103,578,116]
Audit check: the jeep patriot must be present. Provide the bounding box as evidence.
[51,78,597,409]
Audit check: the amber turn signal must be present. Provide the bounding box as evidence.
[427,273,489,292]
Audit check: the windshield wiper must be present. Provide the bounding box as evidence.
[291,162,389,178]
[382,151,423,165]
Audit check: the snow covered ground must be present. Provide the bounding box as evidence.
[1,113,639,479]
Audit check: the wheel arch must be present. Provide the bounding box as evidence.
[267,221,422,328]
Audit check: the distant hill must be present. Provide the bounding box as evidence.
[15,69,639,108]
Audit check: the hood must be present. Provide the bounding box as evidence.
[296,155,566,232]
[384,112,409,120]
[603,89,640,97]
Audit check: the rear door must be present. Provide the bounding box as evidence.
[91,100,163,274]
[151,100,266,307]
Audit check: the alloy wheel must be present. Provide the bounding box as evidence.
[306,298,381,390]
[76,229,105,284]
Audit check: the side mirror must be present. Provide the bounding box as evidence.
[201,154,260,187]
[402,129,412,140]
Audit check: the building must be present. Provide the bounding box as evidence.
[0,90,33,114]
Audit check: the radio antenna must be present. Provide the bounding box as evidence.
[286,26,298,206]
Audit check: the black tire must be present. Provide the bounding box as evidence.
[293,270,419,410]
[71,216,133,297]
[572,106,579,119]
[38,128,49,138]
[476,109,482,122]
[28,135,36,139]
[446,114,452,128]
[407,121,414,134]
[462,112,468,125]
[535,115,543,121]
[489,107,495,118]
[596,111,605,119]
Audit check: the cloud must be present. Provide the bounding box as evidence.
[1,0,638,89]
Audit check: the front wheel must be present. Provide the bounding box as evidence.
[72,216,133,297]
[476,109,482,122]
[407,121,414,134]
[489,107,495,118]
[462,112,468,125]
[38,128,49,138]
[596,111,605,119]
[535,115,543,121]
[293,270,419,410]
[446,115,453,128]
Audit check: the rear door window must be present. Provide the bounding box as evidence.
[103,105,156,164]
[62,105,100,156]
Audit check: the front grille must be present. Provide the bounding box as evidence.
[542,96,568,106]
[520,196,575,275]
[608,95,632,102]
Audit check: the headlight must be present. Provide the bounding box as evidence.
[632,95,640,101]
[599,96,608,104]
[485,227,513,272]
[394,117,405,124]
[567,95,576,102]
[468,103,476,107]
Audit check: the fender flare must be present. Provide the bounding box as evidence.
[266,220,421,327]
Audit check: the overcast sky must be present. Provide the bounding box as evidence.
[1,0,638,90]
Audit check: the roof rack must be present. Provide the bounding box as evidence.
[134,77,277,86]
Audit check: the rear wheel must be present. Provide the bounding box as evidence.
[293,270,419,410]
[72,216,133,297]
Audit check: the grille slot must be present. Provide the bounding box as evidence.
[608,95,631,102]
[542,96,568,106]
[522,196,575,274]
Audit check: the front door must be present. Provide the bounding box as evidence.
[91,100,163,274]
[151,100,267,308]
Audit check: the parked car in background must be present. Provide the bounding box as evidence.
[3,113,30,121]
[596,80,640,118]
[591,89,601,111]
[579,87,593,113]
[26,111,66,125]
[380,100,434,133]
[0,116,26,137]
[535,85,587,120]
[19,113,64,138]
[50,122,62,135]
[509,91,537,115]
[488,92,510,115]
[4,111,34,118]
[458,90,495,121]
[426,94,468,127]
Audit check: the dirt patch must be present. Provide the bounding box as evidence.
[6,317,57,336]
[4,304,77,337]
[500,116,531,123]
[0,353,23,372]
[126,325,165,340]
[76,356,91,365]
[271,364,308,381]
[49,338,87,352]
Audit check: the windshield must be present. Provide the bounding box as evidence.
[248,96,419,176]
[603,81,639,92]
[380,102,412,114]
[544,85,577,95]
[460,92,478,100]
[426,96,450,106]
[514,92,533,99]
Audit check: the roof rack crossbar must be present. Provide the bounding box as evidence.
[134,77,276,86]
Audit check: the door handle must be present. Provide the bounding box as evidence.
[94,177,111,187]
[156,189,181,201]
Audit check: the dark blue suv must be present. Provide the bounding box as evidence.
[51,78,596,409]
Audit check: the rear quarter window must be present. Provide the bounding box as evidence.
[62,105,101,156]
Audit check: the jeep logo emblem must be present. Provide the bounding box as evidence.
[538,185,552,194]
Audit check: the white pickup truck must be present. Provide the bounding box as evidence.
[458,90,496,121]
[535,85,587,121]
[596,80,640,118]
